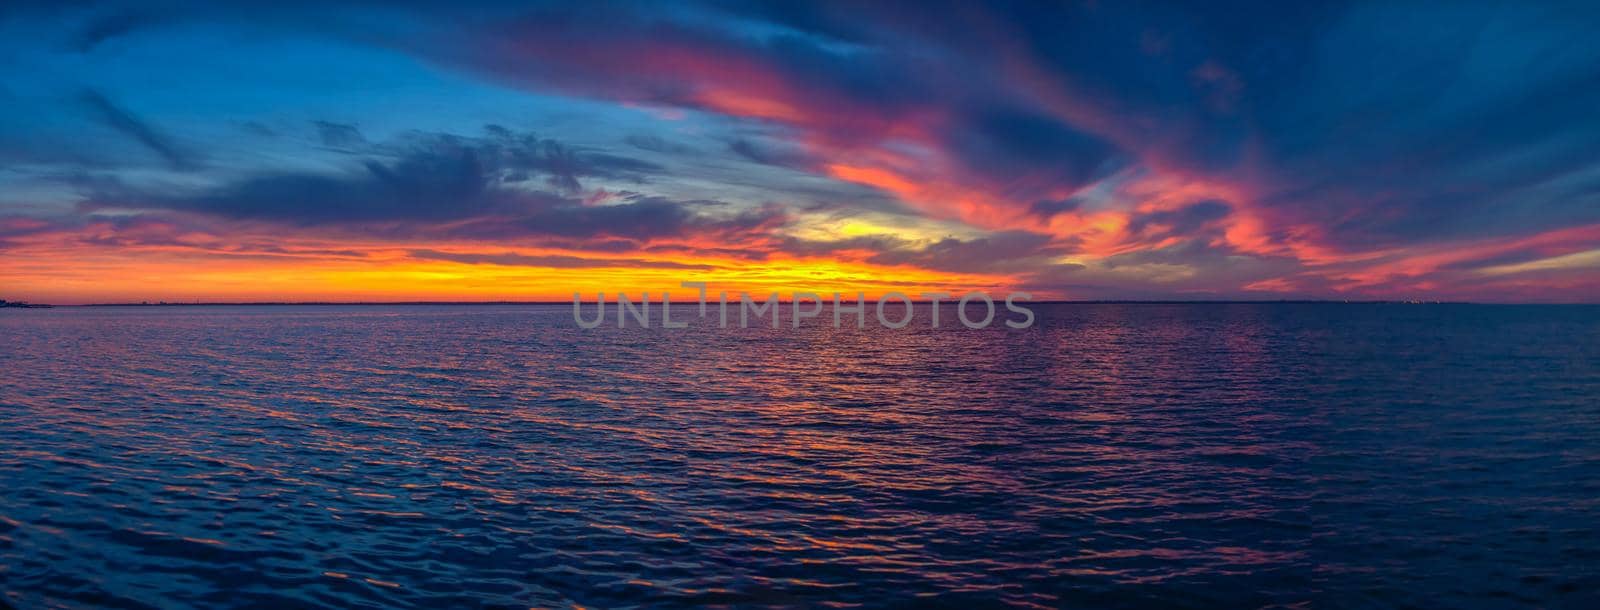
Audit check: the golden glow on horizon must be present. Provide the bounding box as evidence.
[0,243,1015,304]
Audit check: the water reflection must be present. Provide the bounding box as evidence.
[1,304,1597,608]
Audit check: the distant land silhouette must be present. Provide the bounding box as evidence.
[0,299,52,308]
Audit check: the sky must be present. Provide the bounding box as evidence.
[2,0,1598,304]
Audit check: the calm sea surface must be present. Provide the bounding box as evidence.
[2,304,1598,609]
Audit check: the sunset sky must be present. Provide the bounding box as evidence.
[2,1,1598,304]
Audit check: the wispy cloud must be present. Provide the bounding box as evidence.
[79,89,197,170]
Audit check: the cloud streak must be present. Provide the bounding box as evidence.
[79,89,196,170]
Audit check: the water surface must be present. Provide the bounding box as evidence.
[2,304,1597,608]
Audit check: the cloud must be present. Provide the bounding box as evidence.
[623,134,692,155]
[1028,198,1081,221]
[937,105,1121,197]
[727,138,815,170]
[863,231,1065,273]
[90,138,503,223]
[407,249,716,270]
[74,7,162,52]
[772,230,1066,275]
[0,216,65,250]
[480,124,662,194]
[1016,238,1303,300]
[313,121,367,150]
[83,127,669,222]
[78,89,196,170]
[76,126,785,247]
[1124,200,1231,241]
[431,197,790,244]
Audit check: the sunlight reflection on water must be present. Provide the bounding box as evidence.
[2,304,1598,608]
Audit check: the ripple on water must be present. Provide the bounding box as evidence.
[2,303,1598,608]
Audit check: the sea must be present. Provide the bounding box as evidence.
[2,303,1597,608]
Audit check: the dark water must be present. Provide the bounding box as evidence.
[2,304,1597,609]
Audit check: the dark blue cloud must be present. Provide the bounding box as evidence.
[727,138,815,170]
[863,230,1065,274]
[940,106,1121,197]
[78,126,779,244]
[79,89,197,170]
[1125,200,1231,240]
[1028,198,1081,221]
[313,121,367,150]
[406,248,717,270]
